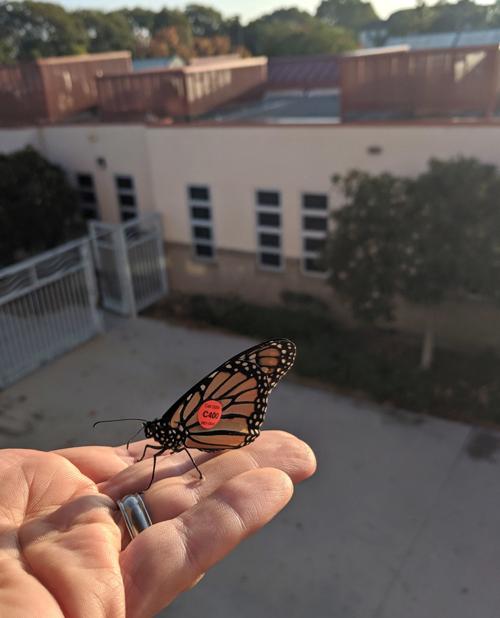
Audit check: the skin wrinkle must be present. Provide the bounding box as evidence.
[173,517,203,583]
[14,465,123,618]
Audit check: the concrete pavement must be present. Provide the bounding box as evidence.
[1,317,499,618]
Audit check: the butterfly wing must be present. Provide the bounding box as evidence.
[161,339,296,451]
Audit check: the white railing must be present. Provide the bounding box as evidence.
[0,239,103,388]
[89,213,168,317]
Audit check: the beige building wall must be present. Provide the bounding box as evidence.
[41,125,154,224]
[0,127,41,153]
[2,122,500,348]
[2,122,500,255]
[146,124,500,257]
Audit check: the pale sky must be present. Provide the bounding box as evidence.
[60,0,487,24]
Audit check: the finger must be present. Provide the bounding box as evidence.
[144,431,315,522]
[103,431,316,501]
[120,468,293,618]
[53,446,130,484]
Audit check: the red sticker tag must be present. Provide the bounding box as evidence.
[197,400,223,429]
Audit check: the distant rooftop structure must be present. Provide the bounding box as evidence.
[268,54,340,89]
[132,55,184,71]
[209,89,340,124]
[0,51,131,125]
[384,29,500,50]
[340,44,500,121]
[97,56,268,121]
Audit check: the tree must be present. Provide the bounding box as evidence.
[0,147,80,266]
[0,1,87,61]
[327,159,500,369]
[74,10,135,54]
[244,9,357,56]
[316,0,379,32]
[193,35,231,57]
[385,4,436,37]
[429,0,489,32]
[148,27,193,60]
[185,4,226,37]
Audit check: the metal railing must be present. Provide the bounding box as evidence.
[89,213,168,317]
[0,239,103,388]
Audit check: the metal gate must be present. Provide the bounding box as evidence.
[0,239,103,388]
[89,213,168,317]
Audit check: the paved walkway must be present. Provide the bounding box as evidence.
[1,317,499,618]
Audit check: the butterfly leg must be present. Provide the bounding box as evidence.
[136,443,164,463]
[184,448,203,480]
[144,447,168,491]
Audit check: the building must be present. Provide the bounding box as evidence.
[3,119,500,347]
[2,49,500,347]
[0,52,131,125]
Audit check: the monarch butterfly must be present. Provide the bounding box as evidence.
[95,338,296,489]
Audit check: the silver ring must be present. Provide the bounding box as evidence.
[117,494,153,539]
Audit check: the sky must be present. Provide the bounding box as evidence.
[58,0,451,23]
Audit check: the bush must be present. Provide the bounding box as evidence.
[0,147,81,266]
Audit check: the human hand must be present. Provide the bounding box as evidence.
[0,431,316,617]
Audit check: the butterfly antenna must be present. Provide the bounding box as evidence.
[126,425,145,451]
[93,418,147,428]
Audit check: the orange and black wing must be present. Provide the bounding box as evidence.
[161,339,296,451]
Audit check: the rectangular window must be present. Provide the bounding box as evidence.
[258,212,280,228]
[256,189,282,271]
[189,186,210,202]
[256,191,280,207]
[193,225,212,240]
[259,232,281,248]
[190,206,210,220]
[76,173,99,220]
[260,252,281,268]
[301,193,329,276]
[303,216,328,232]
[188,185,215,261]
[115,175,138,222]
[303,237,325,253]
[116,176,133,190]
[303,194,328,210]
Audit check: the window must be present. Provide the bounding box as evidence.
[76,173,99,220]
[256,190,282,270]
[115,175,138,221]
[188,185,215,260]
[301,193,329,275]
[189,186,210,201]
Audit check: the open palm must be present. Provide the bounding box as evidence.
[0,431,316,617]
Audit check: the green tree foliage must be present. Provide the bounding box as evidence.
[185,4,226,37]
[328,159,500,369]
[386,0,496,37]
[244,8,357,56]
[74,10,136,54]
[0,1,87,62]
[1,0,497,64]
[316,0,379,32]
[121,8,156,37]
[0,147,80,266]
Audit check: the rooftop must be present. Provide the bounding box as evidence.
[209,89,340,124]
